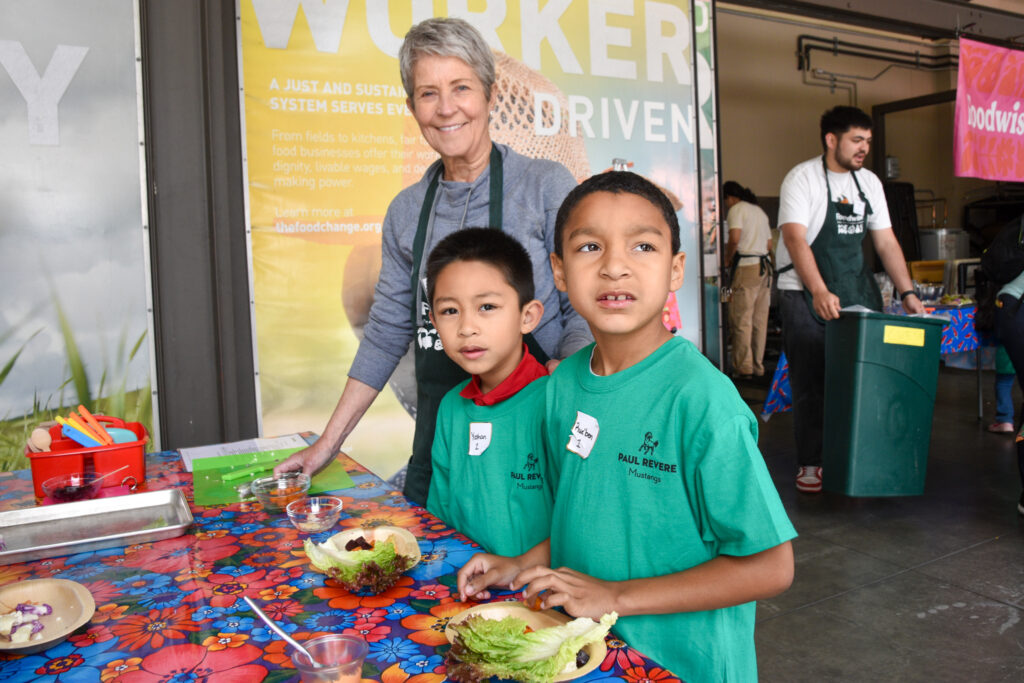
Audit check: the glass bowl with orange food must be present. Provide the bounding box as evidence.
[250,472,310,511]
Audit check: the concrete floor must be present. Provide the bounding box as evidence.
[738,366,1024,682]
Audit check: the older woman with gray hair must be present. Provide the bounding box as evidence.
[276,17,589,503]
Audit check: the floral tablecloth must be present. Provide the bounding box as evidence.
[0,449,673,682]
[761,306,982,419]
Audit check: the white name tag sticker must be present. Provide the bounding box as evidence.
[468,422,492,456]
[566,411,599,459]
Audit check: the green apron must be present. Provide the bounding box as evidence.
[403,144,549,504]
[780,157,882,323]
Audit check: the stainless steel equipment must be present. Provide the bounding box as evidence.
[919,228,970,261]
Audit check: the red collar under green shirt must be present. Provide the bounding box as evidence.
[459,344,548,406]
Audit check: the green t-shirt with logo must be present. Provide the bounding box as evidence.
[427,376,552,556]
[545,337,796,681]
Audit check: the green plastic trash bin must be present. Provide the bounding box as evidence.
[822,310,947,496]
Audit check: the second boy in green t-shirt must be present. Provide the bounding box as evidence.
[425,227,553,556]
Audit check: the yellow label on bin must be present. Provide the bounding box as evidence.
[883,325,925,347]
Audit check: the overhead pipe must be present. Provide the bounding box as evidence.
[797,35,957,73]
[804,68,857,105]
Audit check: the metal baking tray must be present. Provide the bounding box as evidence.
[0,489,193,566]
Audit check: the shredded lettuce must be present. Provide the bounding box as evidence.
[446,611,617,683]
[304,536,412,594]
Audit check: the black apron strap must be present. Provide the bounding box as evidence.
[410,165,443,326]
[488,143,502,229]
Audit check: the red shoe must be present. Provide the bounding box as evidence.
[796,466,823,493]
[987,422,1014,433]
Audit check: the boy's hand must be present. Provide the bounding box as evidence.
[515,566,621,620]
[458,553,522,602]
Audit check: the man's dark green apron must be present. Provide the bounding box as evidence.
[404,145,548,504]
[779,157,882,322]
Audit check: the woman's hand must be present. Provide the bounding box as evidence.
[515,566,621,620]
[273,440,335,478]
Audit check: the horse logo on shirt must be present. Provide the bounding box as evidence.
[524,452,538,472]
[638,432,659,455]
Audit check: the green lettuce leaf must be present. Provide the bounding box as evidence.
[303,537,412,594]
[446,611,617,683]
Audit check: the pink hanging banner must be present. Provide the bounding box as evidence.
[954,38,1024,181]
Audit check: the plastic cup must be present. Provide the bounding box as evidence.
[290,634,368,683]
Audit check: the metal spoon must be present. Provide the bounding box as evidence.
[243,596,322,668]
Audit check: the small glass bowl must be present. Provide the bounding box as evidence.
[42,473,103,503]
[250,472,310,511]
[286,496,343,533]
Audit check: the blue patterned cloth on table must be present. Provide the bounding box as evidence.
[0,449,672,682]
[761,353,792,420]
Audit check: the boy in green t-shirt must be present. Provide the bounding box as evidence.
[424,227,553,556]
[457,173,797,681]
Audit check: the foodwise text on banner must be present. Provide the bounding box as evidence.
[954,37,1024,182]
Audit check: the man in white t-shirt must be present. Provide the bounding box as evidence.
[776,106,924,493]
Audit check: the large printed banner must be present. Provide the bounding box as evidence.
[954,37,1024,182]
[0,0,155,460]
[238,0,707,478]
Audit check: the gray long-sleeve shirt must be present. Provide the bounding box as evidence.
[349,143,591,391]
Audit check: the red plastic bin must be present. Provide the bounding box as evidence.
[25,416,148,498]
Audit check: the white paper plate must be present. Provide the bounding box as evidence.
[0,578,96,655]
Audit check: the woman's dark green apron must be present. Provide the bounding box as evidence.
[780,157,883,322]
[403,145,549,504]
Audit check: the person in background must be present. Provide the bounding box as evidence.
[989,345,1016,434]
[425,228,552,555]
[775,106,925,493]
[722,180,773,380]
[993,269,1024,515]
[275,17,589,503]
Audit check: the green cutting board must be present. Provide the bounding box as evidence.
[191,448,355,506]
